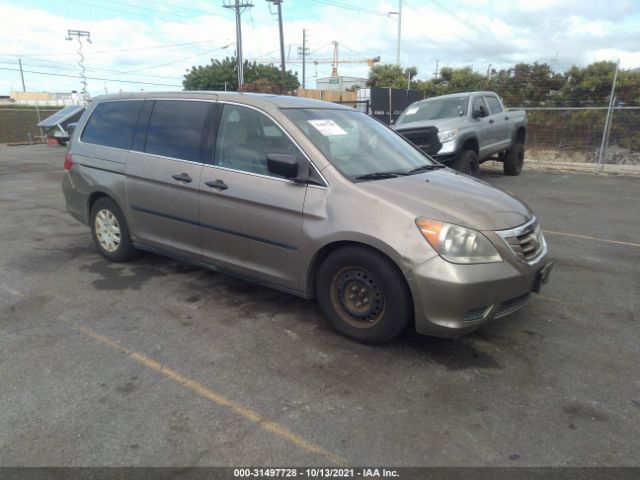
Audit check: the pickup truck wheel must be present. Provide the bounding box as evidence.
[503,142,524,176]
[316,246,411,345]
[452,150,479,177]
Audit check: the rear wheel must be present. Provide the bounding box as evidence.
[316,246,412,344]
[503,142,524,176]
[451,149,479,176]
[90,197,138,262]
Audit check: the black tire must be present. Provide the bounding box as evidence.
[90,197,138,262]
[315,246,412,344]
[503,142,524,176]
[451,149,479,176]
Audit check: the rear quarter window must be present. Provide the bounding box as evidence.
[81,100,143,149]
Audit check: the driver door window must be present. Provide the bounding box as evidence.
[214,104,301,178]
[472,97,488,117]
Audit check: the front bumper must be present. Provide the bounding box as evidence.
[406,249,552,337]
[431,141,460,164]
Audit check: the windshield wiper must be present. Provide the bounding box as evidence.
[407,164,446,174]
[355,171,411,181]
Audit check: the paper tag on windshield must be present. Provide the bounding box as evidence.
[405,107,419,115]
[307,119,348,136]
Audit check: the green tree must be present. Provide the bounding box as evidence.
[416,66,489,98]
[183,56,300,92]
[367,64,419,89]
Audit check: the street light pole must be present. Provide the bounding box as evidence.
[388,1,402,66]
[395,0,402,66]
[267,0,287,93]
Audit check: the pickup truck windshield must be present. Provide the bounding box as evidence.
[397,96,469,124]
[283,108,435,180]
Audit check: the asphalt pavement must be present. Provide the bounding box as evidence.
[0,144,638,467]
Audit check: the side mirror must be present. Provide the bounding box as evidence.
[472,105,486,118]
[267,153,299,179]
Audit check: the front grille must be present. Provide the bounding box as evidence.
[499,219,545,263]
[494,293,531,318]
[464,294,531,322]
[464,305,491,322]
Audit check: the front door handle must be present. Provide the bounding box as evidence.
[505,116,510,120]
[172,173,193,183]
[205,179,229,191]
[489,118,495,124]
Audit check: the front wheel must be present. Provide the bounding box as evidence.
[451,149,479,176]
[316,247,412,344]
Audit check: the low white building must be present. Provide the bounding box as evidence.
[10,91,83,106]
[316,75,367,92]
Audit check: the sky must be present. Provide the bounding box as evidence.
[0,0,639,96]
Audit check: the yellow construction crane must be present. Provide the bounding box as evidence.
[257,41,380,77]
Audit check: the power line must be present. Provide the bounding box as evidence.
[0,40,216,58]
[0,60,184,81]
[308,0,388,17]
[0,67,183,87]
[67,0,192,24]
[105,0,200,20]
[139,0,216,15]
[101,44,233,76]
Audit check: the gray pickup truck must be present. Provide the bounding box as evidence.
[393,91,527,176]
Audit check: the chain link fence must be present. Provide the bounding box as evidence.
[523,107,640,165]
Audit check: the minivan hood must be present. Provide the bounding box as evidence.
[358,169,532,231]
[395,117,462,132]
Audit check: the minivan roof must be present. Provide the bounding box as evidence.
[91,91,351,111]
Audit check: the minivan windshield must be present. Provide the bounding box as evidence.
[283,108,437,180]
[396,96,469,124]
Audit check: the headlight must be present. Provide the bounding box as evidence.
[437,128,459,143]
[416,218,502,264]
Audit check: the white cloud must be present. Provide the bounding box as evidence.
[0,0,638,96]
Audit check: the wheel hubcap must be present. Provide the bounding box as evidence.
[95,209,121,253]
[330,267,385,328]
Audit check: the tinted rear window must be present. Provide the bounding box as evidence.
[144,100,210,162]
[81,100,143,149]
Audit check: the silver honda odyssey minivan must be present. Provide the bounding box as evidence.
[62,92,552,344]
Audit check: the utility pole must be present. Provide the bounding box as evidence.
[486,63,492,78]
[267,0,286,93]
[18,59,26,92]
[433,59,439,79]
[302,29,307,90]
[223,0,253,90]
[65,29,91,105]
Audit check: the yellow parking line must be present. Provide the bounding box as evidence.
[0,284,21,296]
[544,230,640,248]
[73,323,348,466]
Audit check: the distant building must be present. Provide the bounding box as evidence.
[10,91,84,106]
[316,75,367,92]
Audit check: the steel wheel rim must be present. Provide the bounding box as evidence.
[329,267,385,329]
[95,209,121,253]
